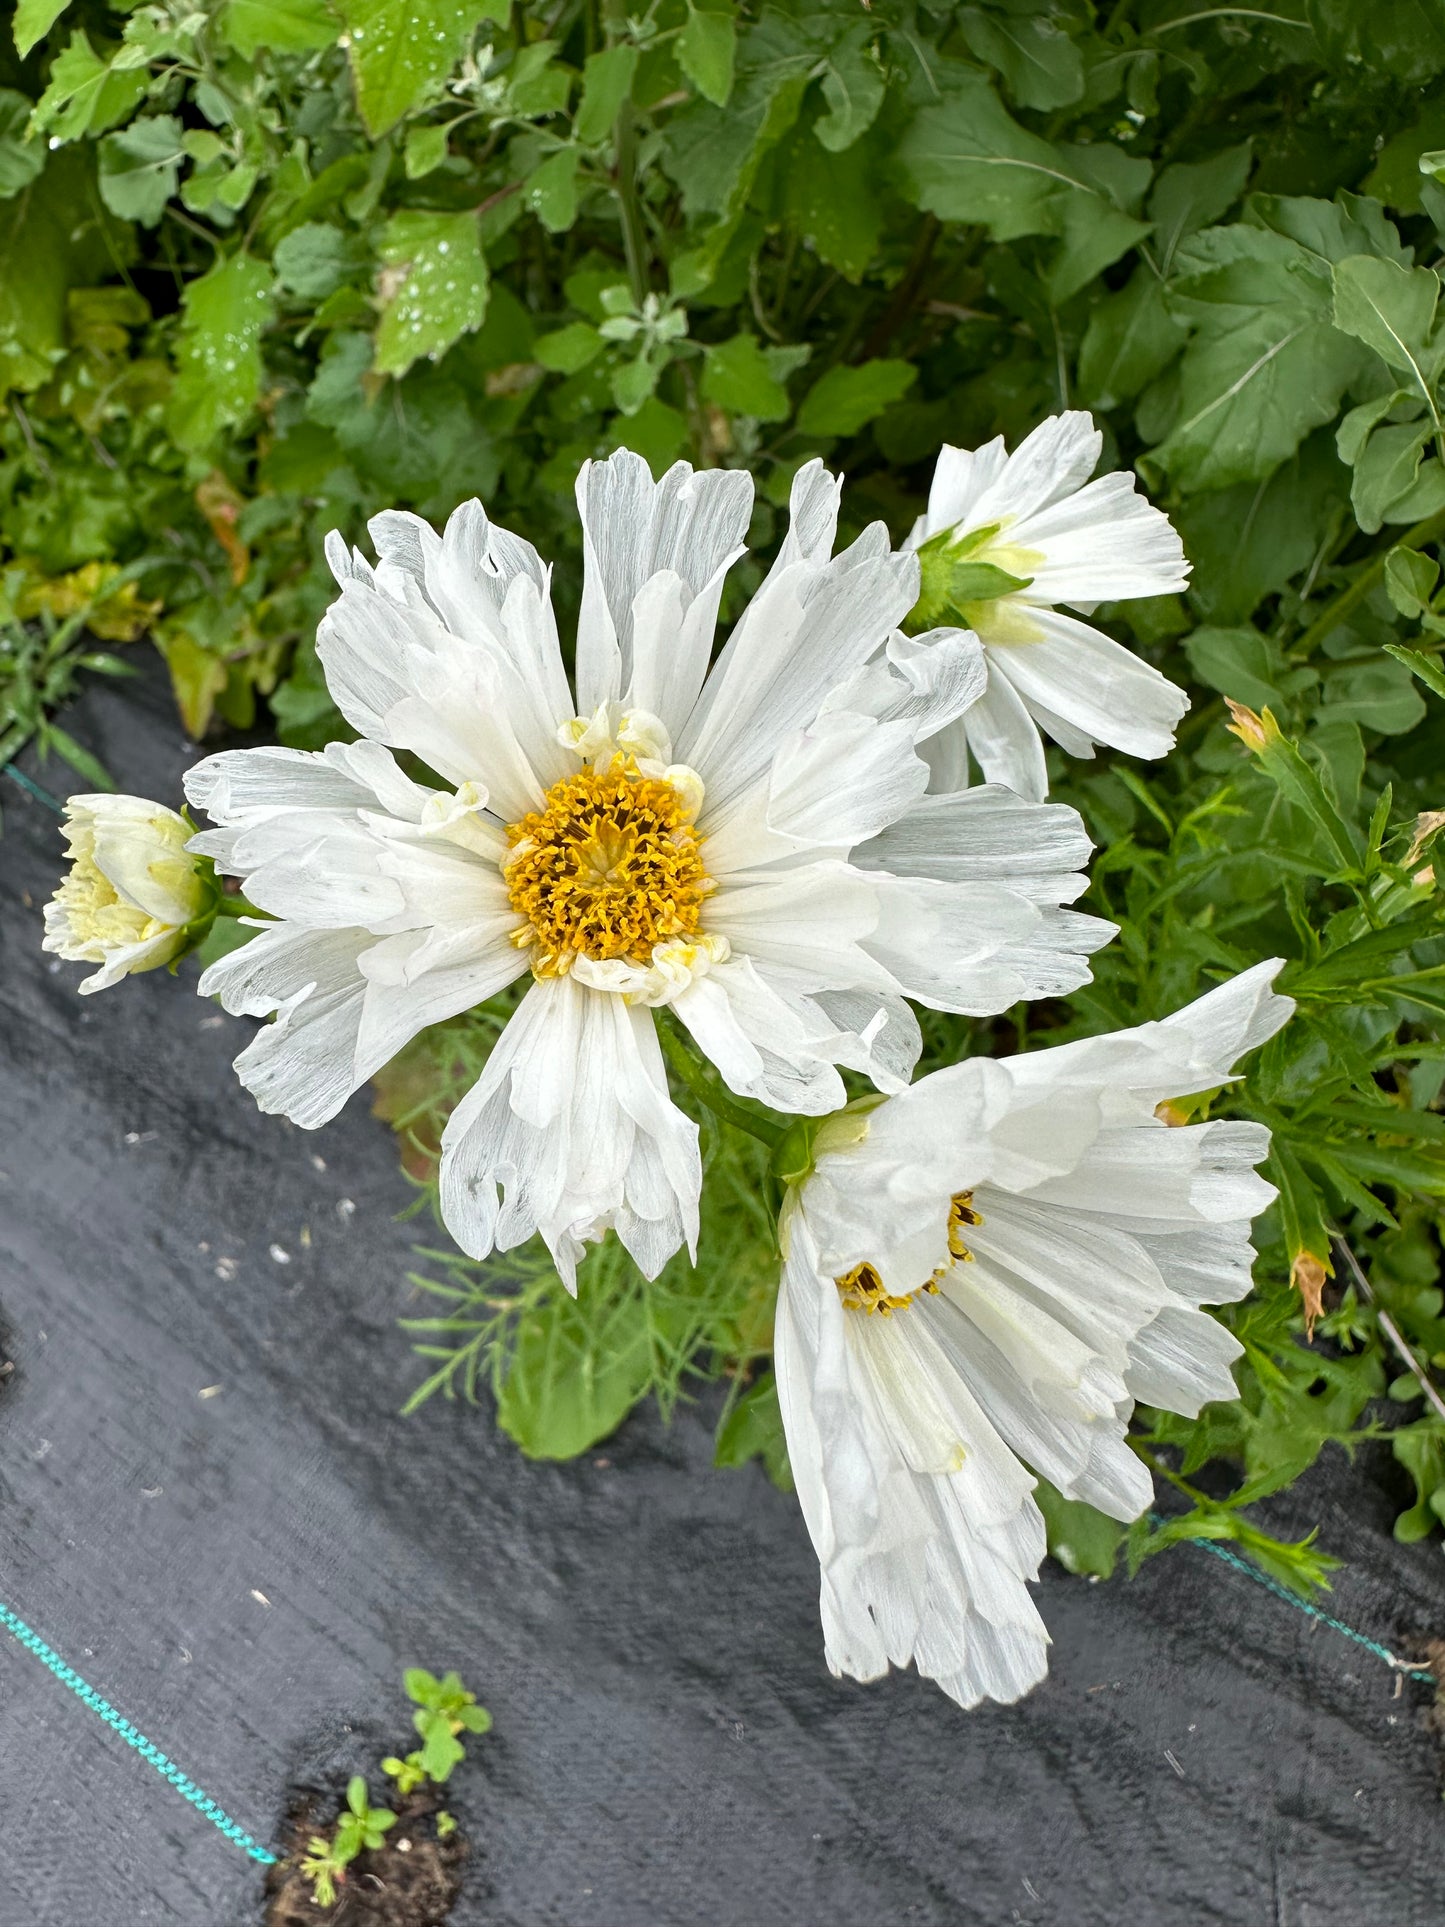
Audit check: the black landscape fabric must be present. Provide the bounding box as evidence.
[1,661,1444,1927]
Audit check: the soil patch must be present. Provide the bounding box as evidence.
[265,1790,466,1927]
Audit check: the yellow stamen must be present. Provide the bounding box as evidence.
[836,1191,983,1315]
[503,756,713,977]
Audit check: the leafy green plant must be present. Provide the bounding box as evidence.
[299,1777,395,1909]
[7,0,1445,1585]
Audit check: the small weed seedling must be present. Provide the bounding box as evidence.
[287,1670,489,1917]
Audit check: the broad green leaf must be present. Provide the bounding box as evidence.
[506,39,570,117]
[1078,271,1187,411]
[701,333,790,421]
[0,90,44,199]
[525,147,579,233]
[677,0,735,108]
[336,0,495,136]
[1246,190,1410,269]
[220,0,336,57]
[782,128,882,282]
[1392,1423,1445,1543]
[1034,1479,1124,1579]
[813,22,885,154]
[30,31,147,142]
[1183,626,1300,711]
[1336,389,1412,466]
[166,251,275,452]
[1310,0,1445,89]
[1148,142,1252,271]
[1317,657,1426,736]
[0,148,129,394]
[1331,256,1443,406]
[575,43,636,146]
[274,220,368,300]
[1153,224,1365,490]
[13,0,69,58]
[534,320,602,372]
[98,114,184,226]
[1385,644,1445,701]
[496,1279,653,1460]
[403,121,449,178]
[713,1374,792,1491]
[1177,438,1347,625]
[1348,418,1431,533]
[614,394,688,470]
[957,5,1084,111]
[663,12,813,220]
[796,358,914,437]
[1384,545,1441,617]
[373,207,487,377]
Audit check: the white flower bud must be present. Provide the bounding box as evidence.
[43,794,210,994]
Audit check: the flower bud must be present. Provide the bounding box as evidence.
[43,794,212,994]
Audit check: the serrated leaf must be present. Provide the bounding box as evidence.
[336,0,495,137]
[1384,643,1445,700]
[796,358,914,437]
[98,114,184,226]
[30,30,147,142]
[166,251,274,452]
[575,42,636,146]
[13,0,69,58]
[220,0,336,58]
[374,207,487,377]
[677,0,734,107]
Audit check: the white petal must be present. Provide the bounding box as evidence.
[672,956,847,1114]
[706,860,893,994]
[912,437,1012,541]
[820,627,987,745]
[959,410,1104,531]
[1013,468,1190,603]
[1125,1304,1242,1415]
[949,660,1050,800]
[199,923,374,1129]
[573,450,752,729]
[766,710,929,848]
[438,976,700,1285]
[995,607,1191,762]
[855,784,1094,906]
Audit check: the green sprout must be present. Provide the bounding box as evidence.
[403,1668,493,1784]
[298,1778,395,1910]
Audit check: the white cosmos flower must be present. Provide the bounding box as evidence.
[906,410,1191,801]
[184,453,1114,1285]
[43,794,210,993]
[774,960,1291,1710]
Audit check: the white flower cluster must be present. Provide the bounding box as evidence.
[47,415,1292,1711]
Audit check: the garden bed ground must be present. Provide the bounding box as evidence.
[1,659,1444,1927]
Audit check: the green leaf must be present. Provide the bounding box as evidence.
[525,147,579,234]
[897,74,1076,240]
[403,121,450,179]
[1153,224,1365,490]
[1078,271,1187,412]
[677,0,735,108]
[701,332,790,421]
[416,1718,465,1782]
[30,30,147,142]
[166,251,275,452]
[0,148,131,395]
[614,394,687,469]
[1384,545,1440,617]
[373,207,487,377]
[534,320,602,372]
[782,127,882,283]
[713,1374,793,1491]
[1348,419,1431,533]
[575,43,636,146]
[812,22,885,154]
[795,358,915,438]
[957,5,1083,112]
[1331,255,1443,404]
[1148,144,1253,271]
[336,0,494,136]
[98,114,184,226]
[0,89,45,200]
[220,0,336,58]
[274,220,368,301]
[1034,1479,1124,1579]
[663,12,812,220]
[1384,643,1445,700]
[1393,1422,1445,1541]
[495,1273,654,1460]
[13,0,69,58]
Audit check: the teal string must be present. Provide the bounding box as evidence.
[1182,1537,1436,1681]
[0,1600,278,1866]
[2,762,64,812]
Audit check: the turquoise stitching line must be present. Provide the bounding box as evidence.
[0,1601,278,1866]
[1183,1537,1435,1681]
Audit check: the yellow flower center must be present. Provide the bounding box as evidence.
[504,757,713,976]
[836,1192,983,1316]
[55,841,170,953]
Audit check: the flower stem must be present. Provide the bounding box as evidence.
[655,1013,785,1149]
[214,890,264,919]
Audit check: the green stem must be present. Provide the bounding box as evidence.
[656,1014,785,1149]
[611,100,648,306]
[1290,504,1445,659]
[215,889,265,919]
